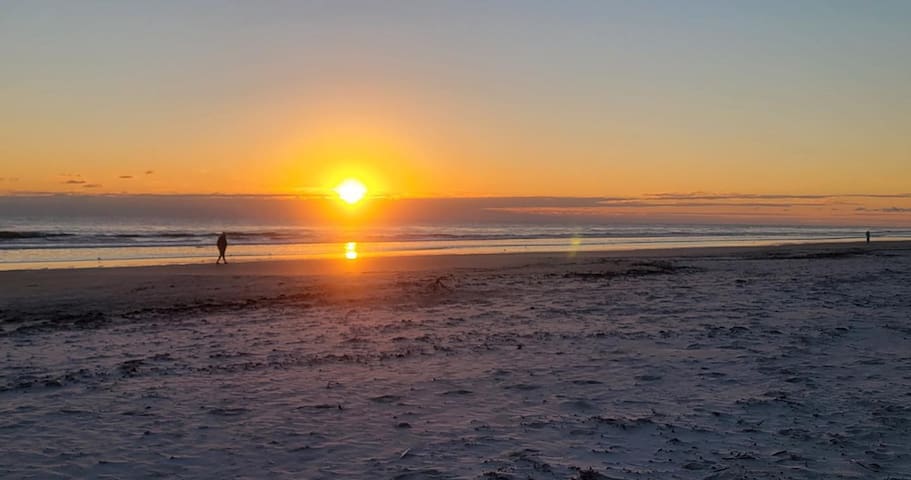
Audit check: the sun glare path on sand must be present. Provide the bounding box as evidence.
[335,179,367,204]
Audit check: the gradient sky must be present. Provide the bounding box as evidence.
[2,1,910,218]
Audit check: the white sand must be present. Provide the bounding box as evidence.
[1,242,910,479]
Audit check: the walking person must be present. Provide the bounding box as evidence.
[216,232,228,264]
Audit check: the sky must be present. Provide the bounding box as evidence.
[1,1,910,224]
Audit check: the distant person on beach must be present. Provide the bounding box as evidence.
[866,230,871,244]
[216,232,228,264]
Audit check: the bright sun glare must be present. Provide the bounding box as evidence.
[335,178,367,204]
[345,241,358,260]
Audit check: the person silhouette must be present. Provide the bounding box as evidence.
[866,230,871,244]
[216,232,228,264]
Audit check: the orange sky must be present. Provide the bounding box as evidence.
[2,2,910,225]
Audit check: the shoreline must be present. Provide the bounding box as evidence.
[3,239,908,327]
[0,236,902,275]
[2,238,905,282]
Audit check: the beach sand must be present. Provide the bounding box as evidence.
[2,241,910,479]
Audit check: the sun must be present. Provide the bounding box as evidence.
[335,178,367,204]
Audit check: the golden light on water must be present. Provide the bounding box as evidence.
[335,178,367,204]
[344,241,358,260]
[568,236,582,257]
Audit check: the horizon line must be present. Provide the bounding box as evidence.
[2,191,911,201]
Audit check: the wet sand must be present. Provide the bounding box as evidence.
[2,241,910,478]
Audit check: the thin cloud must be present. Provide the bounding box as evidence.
[119,175,134,179]
[586,199,833,208]
[858,206,911,213]
[623,201,825,208]
[82,183,102,188]
[145,170,154,175]
[488,202,822,216]
[5,191,71,196]
[649,192,911,201]
[647,192,826,200]
[848,194,911,199]
[63,179,86,185]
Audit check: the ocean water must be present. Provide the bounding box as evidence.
[1,217,908,271]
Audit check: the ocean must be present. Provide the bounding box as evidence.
[1,217,908,271]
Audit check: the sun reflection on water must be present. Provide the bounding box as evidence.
[344,242,358,260]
